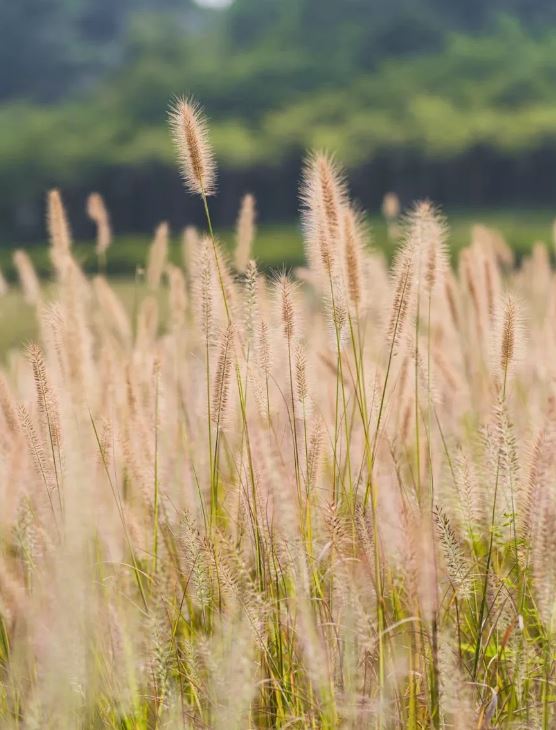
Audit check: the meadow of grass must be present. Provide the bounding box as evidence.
[0,209,552,356]
[2,207,554,276]
[1,100,556,729]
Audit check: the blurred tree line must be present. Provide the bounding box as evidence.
[2,0,556,239]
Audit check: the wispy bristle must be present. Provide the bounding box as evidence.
[168,97,216,197]
[498,294,523,375]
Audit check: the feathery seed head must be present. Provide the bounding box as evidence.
[47,189,72,255]
[87,192,111,255]
[383,204,447,352]
[257,319,272,377]
[382,192,401,220]
[25,343,61,448]
[182,225,201,275]
[211,324,234,427]
[243,259,258,343]
[13,250,40,305]
[301,151,348,278]
[275,274,297,342]
[147,222,169,291]
[342,206,366,309]
[234,194,256,273]
[386,245,415,352]
[497,294,524,376]
[194,237,215,340]
[404,201,448,294]
[169,96,216,197]
[295,343,307,404]
[166,264,188,331]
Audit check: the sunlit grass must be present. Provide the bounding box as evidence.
[1,176,556,726]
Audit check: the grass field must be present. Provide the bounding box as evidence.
[0,208,552,355]
[2,189,556,726]
[0,207,553,357]
[3,108,556,726]
[2,207,554,278]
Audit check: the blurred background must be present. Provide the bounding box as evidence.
[1,0,556,263]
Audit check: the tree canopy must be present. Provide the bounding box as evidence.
[2,0,556,237]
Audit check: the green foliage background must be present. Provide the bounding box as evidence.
[1,1,556,239]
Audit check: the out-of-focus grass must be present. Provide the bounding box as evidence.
[0,280,166,358]
[0,226,307,279]
[0,290,38,354]
[1,208,554,278]
[0,209,553,356]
